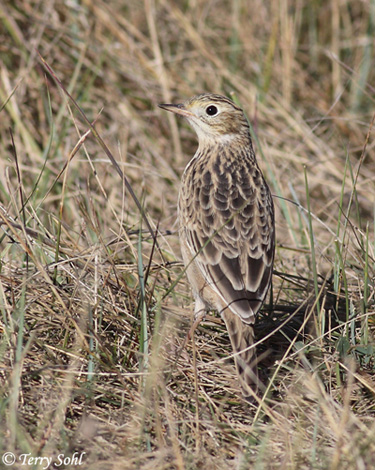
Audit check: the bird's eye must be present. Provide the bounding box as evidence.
[206,105,218,116]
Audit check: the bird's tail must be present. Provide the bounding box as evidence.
[222,310,260,401]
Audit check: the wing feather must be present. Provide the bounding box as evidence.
[180,155,274,324]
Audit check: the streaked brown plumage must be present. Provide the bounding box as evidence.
[159,93,275,400]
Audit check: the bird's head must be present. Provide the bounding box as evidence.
[159,93,250,145]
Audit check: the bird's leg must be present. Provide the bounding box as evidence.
[172,299,207,367]
[186,298,207,342]
[178,298,206,355]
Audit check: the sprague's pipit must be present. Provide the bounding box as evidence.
[159,93,275,400]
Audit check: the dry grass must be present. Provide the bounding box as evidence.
[1,1,375,469]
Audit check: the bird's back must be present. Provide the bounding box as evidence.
[178,140,275,324]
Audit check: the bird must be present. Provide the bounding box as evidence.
[159,93,275,400]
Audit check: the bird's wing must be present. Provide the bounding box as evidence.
[181,162,274,324]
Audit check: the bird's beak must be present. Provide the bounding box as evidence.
[158,103,194,118]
